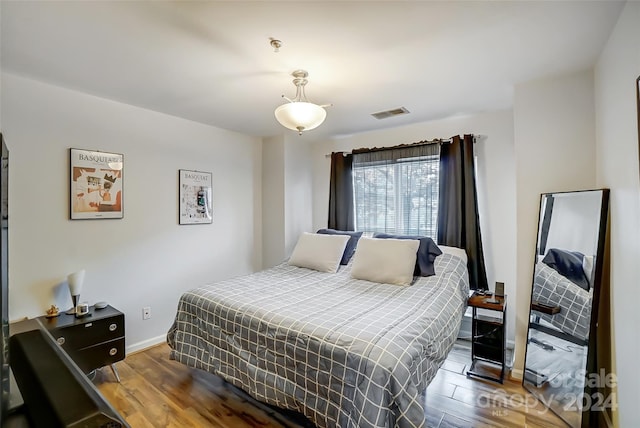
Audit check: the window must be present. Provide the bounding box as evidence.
[352,144,440,238]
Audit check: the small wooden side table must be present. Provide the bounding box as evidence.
[466,292,506,383]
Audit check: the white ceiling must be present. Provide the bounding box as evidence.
[0,1,625,141]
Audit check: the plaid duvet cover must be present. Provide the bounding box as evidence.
[531,262,592,342]
[167,253,469,428]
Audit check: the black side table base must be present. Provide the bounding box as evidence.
[466,359,505,384]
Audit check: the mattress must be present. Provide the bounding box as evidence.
[167,252,469,428]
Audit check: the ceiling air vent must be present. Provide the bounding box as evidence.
[371,107,410,120]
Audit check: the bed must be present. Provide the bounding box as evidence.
[530,262,593,344]
[167,244,469,428]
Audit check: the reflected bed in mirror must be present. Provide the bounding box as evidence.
[523,189,609,428]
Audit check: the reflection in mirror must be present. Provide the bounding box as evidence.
[523,189,609,428]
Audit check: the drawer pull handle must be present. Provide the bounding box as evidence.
[56,337,65,345]
[109,348,118,356]
[109,323,117,332]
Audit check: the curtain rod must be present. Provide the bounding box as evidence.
[324,134,484,158]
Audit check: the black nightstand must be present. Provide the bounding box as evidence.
[466,293,506,383]
[38,305,125,382]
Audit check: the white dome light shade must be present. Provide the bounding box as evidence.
[275,102,327,134]
[275,70,330,135]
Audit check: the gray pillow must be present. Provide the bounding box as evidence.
[542,248,590,291]
[316,229,363,265]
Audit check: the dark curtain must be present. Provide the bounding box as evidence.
[328,152,354,230]
[538,194,555,256]
[437,134,488,290]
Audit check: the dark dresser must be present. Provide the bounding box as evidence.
[38,305,125,381]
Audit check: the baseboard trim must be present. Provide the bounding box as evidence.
[511,368,523,380]
[127,334,166,354]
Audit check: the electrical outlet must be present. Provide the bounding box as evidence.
[142,306,151,320]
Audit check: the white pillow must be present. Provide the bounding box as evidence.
[351,237,419,286]
[582,255,595,285]
[288,232,350,273]
[438,245,468,264]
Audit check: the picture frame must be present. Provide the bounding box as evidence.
[495,281,505,297]
[179,169,213,225]
[70,148,124,220]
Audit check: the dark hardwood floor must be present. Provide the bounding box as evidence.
[95,340,567,428]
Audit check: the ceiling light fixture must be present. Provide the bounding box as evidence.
[275,70,329,135]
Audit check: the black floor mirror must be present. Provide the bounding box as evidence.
[523,189,609,428]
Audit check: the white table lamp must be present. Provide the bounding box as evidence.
[66,269,86,315]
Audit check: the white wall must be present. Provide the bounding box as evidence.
[1,73,262,351]
[262,135,286,268]
[512,70,597,378]
[284,136,313,256]
[594,2,640,426]
[544,191,603,257]
[262,134,313,268]
[310,110,517,341]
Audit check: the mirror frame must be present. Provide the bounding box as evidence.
[523,189,609,428]
[636,76,639,176]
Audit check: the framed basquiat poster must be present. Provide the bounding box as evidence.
[179,169,212,225]
[70,149,123,219]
